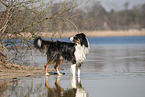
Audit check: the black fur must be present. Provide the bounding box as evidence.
[34,37,77,64]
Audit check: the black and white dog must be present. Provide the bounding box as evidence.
[34,33,89,76]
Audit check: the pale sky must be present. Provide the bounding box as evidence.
[100,0,145,11]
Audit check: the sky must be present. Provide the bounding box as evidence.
[101,0,145,11]
[84,0,145,11]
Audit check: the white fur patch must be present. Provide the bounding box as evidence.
[71,64,76,76]
[38,39,42,47]
[69,37,74,42]
[45,73,49,75]
[71,76,76,88]
[74,43,89,64]
[77,68,81,77]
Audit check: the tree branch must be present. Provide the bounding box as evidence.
[0,0,9,7]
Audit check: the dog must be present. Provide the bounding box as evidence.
[34,33,89,76]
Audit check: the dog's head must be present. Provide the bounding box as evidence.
[69,33,89,47]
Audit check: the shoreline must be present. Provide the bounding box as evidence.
[5,30,145,39]
[38,30,145,38]
[0,62,54,82]
[1,30,145,82]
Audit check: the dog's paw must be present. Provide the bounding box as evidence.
[45,73,50,76]
[58,73,63,76]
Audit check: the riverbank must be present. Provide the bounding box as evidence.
[0,62,54,82]
[38,30,145,38]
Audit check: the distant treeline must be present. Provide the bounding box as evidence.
[1,1,145,34]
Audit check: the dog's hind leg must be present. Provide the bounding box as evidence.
[54,59,63,76]
[45,64,50,75]
[45,60,53,75]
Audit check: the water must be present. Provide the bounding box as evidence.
[1,36,145,97]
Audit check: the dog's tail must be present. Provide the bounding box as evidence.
[34,36,43,49]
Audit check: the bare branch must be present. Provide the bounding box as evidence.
[0,0,9,7]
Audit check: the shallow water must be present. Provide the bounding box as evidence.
[1,36,145,97]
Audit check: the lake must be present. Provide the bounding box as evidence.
[1,36,145,97]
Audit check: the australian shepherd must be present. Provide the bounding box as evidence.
[34,33,89,76]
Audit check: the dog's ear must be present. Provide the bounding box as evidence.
[79,33,88,47]
[80,33,86,37]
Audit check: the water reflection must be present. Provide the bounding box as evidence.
[0,79,18,97]
[45,76,87,97]
[0,76,87,97]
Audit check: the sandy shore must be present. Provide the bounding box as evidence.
[38,30,145,38]
[0,62,54,82]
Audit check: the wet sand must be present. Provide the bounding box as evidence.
[0,62,51,81]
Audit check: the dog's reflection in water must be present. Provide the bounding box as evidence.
[45,76,87,97]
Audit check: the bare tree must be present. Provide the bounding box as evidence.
[0,0,13,38]
[0,0,78,64]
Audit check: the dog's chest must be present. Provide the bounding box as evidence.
[74,44,88,64]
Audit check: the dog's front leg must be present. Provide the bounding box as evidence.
[71,64,76,77]
[77,64,81,77]
[77,67,81,78]
[71,76,76,88]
